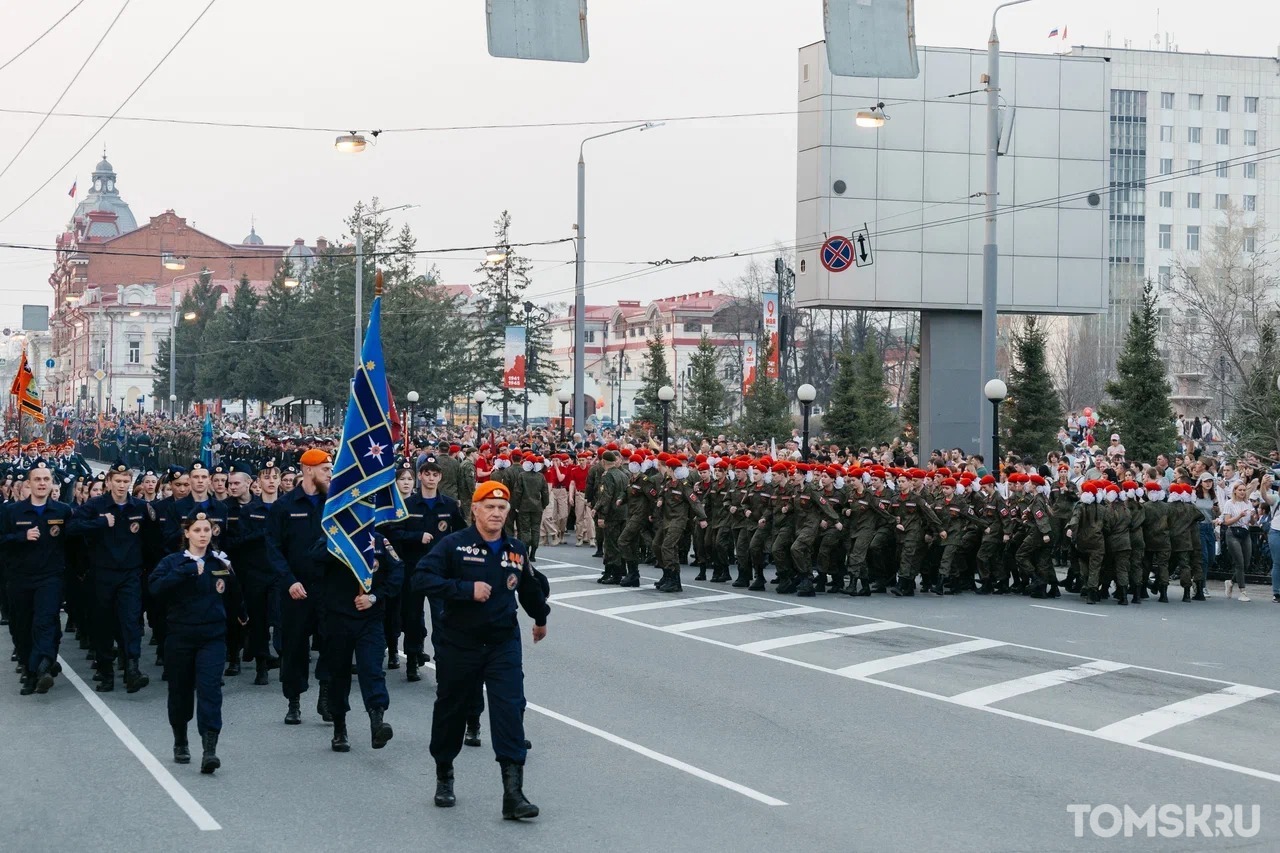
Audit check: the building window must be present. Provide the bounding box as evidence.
[1158,265,1172,286]
[1187,192,1200,209]
[684,321,702,333]
[583,331,595,343]
[1215,161,1229,177]
[1160,92,1175,109]
[1215,193,1230,209]
[1217,95,1230,112]
[1188,159,1201,173]
[1159,158,1173,175]
[1244,229,1257,253]
[1244,129,1257,146]
[1160,125,1174,142]
[1187,226,1200,251]
[1245,96,1258,113]
[1244,162,1257,179]
[1189,94,1203,110]
[1158,224,1172,249]
[1244,194,1256,212]
[1188,126,1201,143]
[1159,191,1172,208]
[1216,128,1230,145]
[127,341,141,364]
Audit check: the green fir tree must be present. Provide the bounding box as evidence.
[634,328,673,428]
[1104,281,1177,461]
[679,333,726,438]
[737,340,792,444]
[1004,315,1062,461]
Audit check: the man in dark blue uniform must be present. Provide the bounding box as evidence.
[384,455,465,683]
[224,461,280,685]
[0,460,72,695]
[68,460,156,693]
[414,480,549,820]
[265,448,332,725]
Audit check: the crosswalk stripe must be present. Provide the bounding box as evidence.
[735,621,905,653]
[546,573,601,583]
[597,592,745,616]
[553,587,639,600]
[664,607,821,633]
[949,659,1130,708]
[1092,684,1277,743]
[834,639,1005,678]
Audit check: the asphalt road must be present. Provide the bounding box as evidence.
[4,541,1280,852]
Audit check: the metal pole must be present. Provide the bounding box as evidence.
[560,401,568,441]
[801,404,811,462]
[982,0,1034,462]
[574,154,586,435]
[661,402,670,452]
[354,213,363,370]
[991,398,1001,476]
[169,294,176,416]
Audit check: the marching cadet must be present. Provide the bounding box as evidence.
[1016,475,1057,599]
[767,463,799,590]
[744,460,775,592]
[690,461,713,578]
[515,455,550,563]
[68,460,156,693]
[146,465,188,667]
[150,510,246,772]
[972,474,1004,594]
[813,466,848,593]
[223,462,279,685]
[591,451,630,586]
[1,460,72,695]
[414,480,549,820]
[435,441,464,502]
[210,465,230,503]
[1123,481,1146,605]
[458,447,477,524]
[1066,481,1107,604]
[654,454,707,593]
[167,462,238,673]
[1168,484,1199,602]
[266,448,333,725]
[842,469,877,596]
[311,528,402,753]
[890,470,942,597]
[573,451,596,549]
[616,453,655,587]
[1101,482,1131,605]
[1142,481,1171,600]
[933,477,970,595]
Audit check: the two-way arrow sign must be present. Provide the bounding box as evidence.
[852,225,873,268]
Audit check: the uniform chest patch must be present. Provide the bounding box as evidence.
[438,519,449,531]
[506,572,519,590]
[215,578,226,594]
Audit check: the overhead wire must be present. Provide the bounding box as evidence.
[0,1,89,76]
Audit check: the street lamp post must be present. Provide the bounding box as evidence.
[797,383,817,462]
[984,379,1007,476]
[474,389,487,433]
[407,390,419,457]
[169,393,177,419]
[556,388,571,442]
[981,0,1037,463]
[658,385,675,451]
[574,122,664,436]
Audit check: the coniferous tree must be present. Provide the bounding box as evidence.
[822,343,860,447]
[474,211,542,424]
[152,267,220,408]
[737,340,792,444]
[635,329,673,428]
[1227,322,1280,456]
[679,333,726,438]
[197,274,259,415]
[243,262,304,406]
[900,349,920,442]
[1004,315,1062,461]
[848,343,895,446]
[1105,281,1177,462]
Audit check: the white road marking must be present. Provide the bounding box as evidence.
[833,639,1005,678]
[553,587,638,600]
[663,606,821,634]
[540,558,1280,784]
[58,656,221,831]
[1029,604,1109,618]
[735,621,906,653]
[1093,685,1277,743]
[597,592,745,616]
[525,702,787,806]
[949,660,1130,708]
[546,573,602,583]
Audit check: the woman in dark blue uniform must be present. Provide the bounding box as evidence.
[149,510,246,773]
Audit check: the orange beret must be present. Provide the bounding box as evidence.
[299,449,330,466]
[473,481,511,503]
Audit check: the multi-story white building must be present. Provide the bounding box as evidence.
[1071,45,1280,415]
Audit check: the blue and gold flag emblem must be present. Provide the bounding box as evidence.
[323,296,407,592]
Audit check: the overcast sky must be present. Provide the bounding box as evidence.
[0,0,1275,329]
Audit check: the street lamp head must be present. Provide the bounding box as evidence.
[797,383,817,403]
[182,311,198,321]
[407,390,419,404]
[283,276,300,288]
[556,388,572,404]
[485,248,508,265]
[169,394,177,402]
[162,254,186,271]
[855,103,889,128]
[984,379,1008,401]
[129,310,141,317]
[658,385,675,403]
[641,121,665,131]
[334,132,367,153]
[523,300,536,315]
[474,389,488,404]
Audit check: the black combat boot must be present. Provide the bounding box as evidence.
[1087,587,1099,605]
[124,659,149,693]
[406,652,421,682]
[658,570,682,593]
[200,731,220,773]
[95,664,114,692]
[34,659,55,694]
[601,565,622,585]
[694,566,707,581]
[1131,587,1141,604]
[731,566,751,589]
[254,662,269,686]
[857,577,873,597]
[434,764,456,807]
[224,658,241,677]
[19,672,36,695]
[1182,584,1191,602]
[173,725,190,764]
[934,576,946,596]
[500,761,540,820]
[1158,584,1169,603]
[1117,585,1129,605]
[1192,582,1206,601]
[386,649,400,670]
[284,697,302,725]
[317,682,333,722]
[748,567,766,592]
[709,566,729,583]
[795,573,816,598]
[369,708,393,749]
[330,717,350,752]
[1029,584,1047,599]
[465,716,483,747]
[776,574,797,595]
[619,563,640,588]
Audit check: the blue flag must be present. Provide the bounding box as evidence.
[201,413,214,468]
[323,297,407,592]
